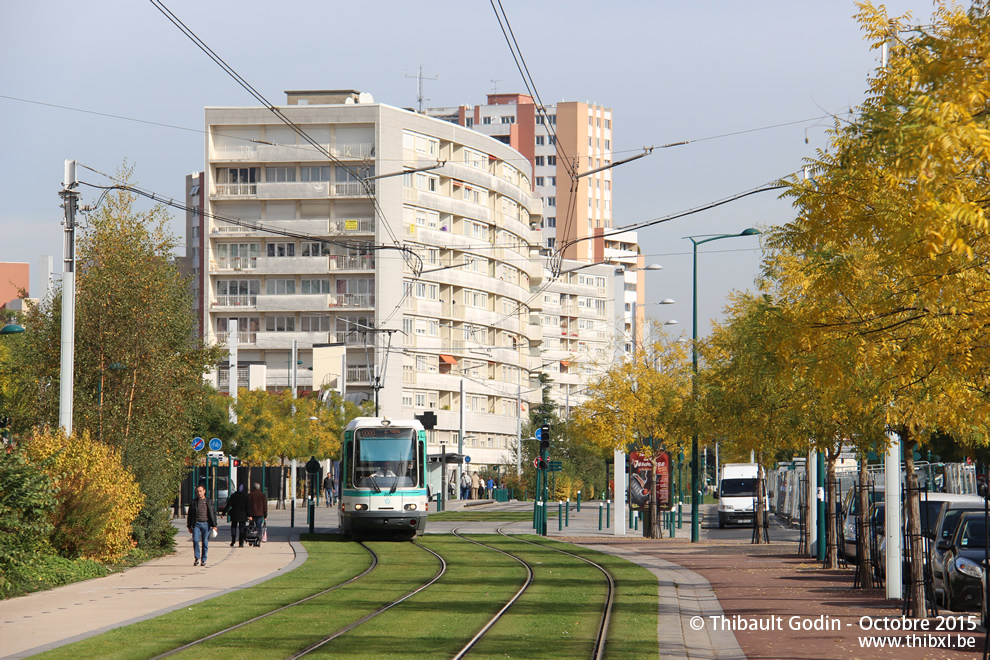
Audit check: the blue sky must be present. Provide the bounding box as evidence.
[0,0,938,335]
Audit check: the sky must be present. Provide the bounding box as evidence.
[0,0,940,338]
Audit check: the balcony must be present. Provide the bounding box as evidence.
[214,256,258,271]
[328,254,375,271]
[213,181,374,200]
[346,366,373,384]
[211,294,257,309]
[332,293,375,309]
[217,330,257,346]
[212,142,375,162]
[329,218,375,235]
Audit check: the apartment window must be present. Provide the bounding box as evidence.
[267,242,295,257]
[549,115,556,124]
[266,279,296,295]
[466,220,488,240]
[605,139,610,150]
[547,156,556,166]
[605,119,611,129]
[534,156,545,167]
[546,237,555,248]
[535,177,544,187]
[301,241,328,257]
[589,137,593,147]
[402,392,414,407]
[216,242,259,269]
[266,167,296,182]
[265,316,295,331]
[546,217,556,227]
[536,116,544,125]
[429,319,439,336]
[416,355,437,373]
[403,131,439,156]
[415,173,439,192]
[549,136,556,145]
[415,392,427,408]
[301,315,331,332]
[217,167,259,195]
[462,185,484,204]
[463,148,486,169]
[483,117,491,124]
[300,166,331,182]
[535,136,544,146]
[501,116,515,124]
[549,176,556,186]
[589,116,593,126]
[606,180,611,191]
[301,279,331,294]
[546,197,555,207]
[465,118,473,127]
[215,279,259,302]
[465,289,488,309]
[414,282,438,300]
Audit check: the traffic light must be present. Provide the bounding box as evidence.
[231,458,241,467]
[539,425,550,452]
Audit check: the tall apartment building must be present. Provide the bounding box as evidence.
[195,90,545,473]
[428,95,649,367]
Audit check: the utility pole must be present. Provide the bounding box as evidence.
[58,160,80,435]
[405,65,438,113]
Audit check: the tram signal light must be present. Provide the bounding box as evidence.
[539,425,550,452]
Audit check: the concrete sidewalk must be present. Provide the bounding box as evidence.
[0,504,329,659]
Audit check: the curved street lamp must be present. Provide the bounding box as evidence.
[685,228,760,543]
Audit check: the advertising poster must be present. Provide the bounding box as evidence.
[629,450,671,511]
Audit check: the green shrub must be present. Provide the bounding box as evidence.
[3,553,108,596]
[0,447,55,589]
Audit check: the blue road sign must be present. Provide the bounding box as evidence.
[535,427,543,440]
[209,437,222,451]
[465,456,471,463]
[192,437,205,451]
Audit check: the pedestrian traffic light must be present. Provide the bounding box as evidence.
[539,425,550,452]
[231,458,241,467]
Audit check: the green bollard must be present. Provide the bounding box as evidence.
[634,511,639,531]
[308,497,315,535]
[598,502,603,531]
[291,499,295,527]
[629,503,634,529]
[565,499,570,527]
[558,501,563,531]
[577,491,582,512]
[606,499,611,528]
[678,501,683,529]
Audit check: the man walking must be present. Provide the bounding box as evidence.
[323,474,334,507]
[460,470,471,500]
[186,484,218,567]
[248,482,268,541]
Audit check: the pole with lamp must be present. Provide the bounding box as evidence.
[686,228,760,543]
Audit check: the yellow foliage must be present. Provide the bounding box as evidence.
[25,428,144,562]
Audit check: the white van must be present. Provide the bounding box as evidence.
[717,463,768,528]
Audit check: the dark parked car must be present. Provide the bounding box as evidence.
[936,512,987,612]
[930,496,985,607]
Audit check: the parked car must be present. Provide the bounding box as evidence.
[874,492,976,580]
[936,511,987,611]
[841,486,884,562]
[930,495,985,607]
[716,463,768,528]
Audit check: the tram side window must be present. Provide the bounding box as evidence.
[345,442,354,488]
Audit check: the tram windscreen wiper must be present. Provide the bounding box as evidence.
[389,477,399,495]
[368,475,382,493]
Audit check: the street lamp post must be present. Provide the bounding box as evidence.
[687,228,760,543]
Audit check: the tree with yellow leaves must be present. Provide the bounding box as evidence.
[765,1,990,612]
[572,327,691,538]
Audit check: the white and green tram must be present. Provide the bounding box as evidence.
[339,417,429,538]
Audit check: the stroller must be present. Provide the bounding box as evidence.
[244,519,262,547]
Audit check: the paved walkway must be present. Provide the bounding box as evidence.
[2,499,986,658]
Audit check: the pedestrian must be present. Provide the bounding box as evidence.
[186,484,218,567]
[487,476,495,499]
[460,470,471,500]
[221,483,249,547]
[447,471,456,499]
[471,472,480,500]
[323,474,334,507]
[248,482,268,541]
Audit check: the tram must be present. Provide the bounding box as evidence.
[339,417,429,539]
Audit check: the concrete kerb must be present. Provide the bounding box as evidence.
[582,544,745,660]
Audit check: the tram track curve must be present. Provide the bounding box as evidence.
[150,540,380,660]
[287,538,447,659]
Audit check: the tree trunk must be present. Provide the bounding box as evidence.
[825,447,839,569]
[903,431,926,618]
[803,445,814,556]
[754,455,767,544]
[856,454,874,588]
[649,457,660,539]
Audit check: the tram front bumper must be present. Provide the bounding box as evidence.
[349,511,427,531]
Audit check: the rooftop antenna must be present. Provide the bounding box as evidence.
[405,64,438,113]
[491,79,501,94]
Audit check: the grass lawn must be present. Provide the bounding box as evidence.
[34,533,659,659]
[34,534,371,660]
[429,510,555,522]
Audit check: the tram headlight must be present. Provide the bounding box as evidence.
[353,503,368,511]
[404,503,418,511]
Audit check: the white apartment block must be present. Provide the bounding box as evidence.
[197,90,548,473]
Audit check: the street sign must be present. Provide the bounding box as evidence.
[534,457,541,469]
[535,427,543,440]
[192,437,205,451]
[549,461,562,472]
[464,456,471,463]
[209,437,222,451]
[207,451,225,463]
[305,456,320,474]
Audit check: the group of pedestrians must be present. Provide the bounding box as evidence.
[456,471,498,500]
[186,482,268,567]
